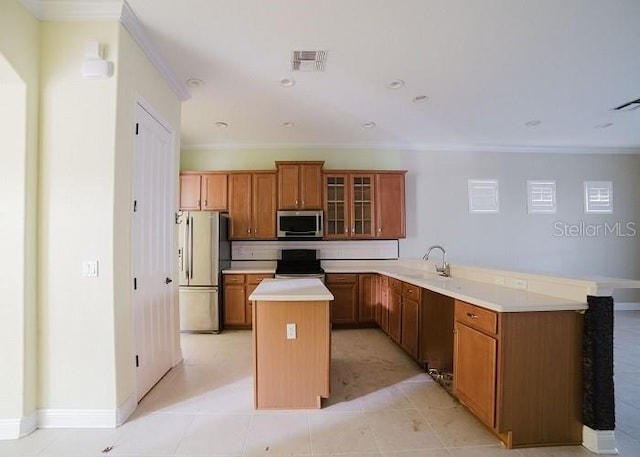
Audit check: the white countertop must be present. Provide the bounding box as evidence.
[249,278,334,302]
[223,260,640,313]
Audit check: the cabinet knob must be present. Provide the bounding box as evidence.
[466,312,478,319]
[247,228,251,234]
[295,199,299,205]
[378,227,381,233]
[204,199,208,206]
[352,227,355,233]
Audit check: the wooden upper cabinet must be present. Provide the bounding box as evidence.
[179,174,202,210]
[276,161,323,210]
[324,173,375,239]
[252,172,277,239]
[228,172,276,240]
[179,172,228,211]
[201,173,228,211]
[375,172,406,238]
[228,173,253,239]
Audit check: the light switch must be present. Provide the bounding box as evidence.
[286,323,296,340]
[82,260,99,277]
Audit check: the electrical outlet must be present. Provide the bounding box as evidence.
[494,276,505,286]
[286,323,296,340]
[514,278,528,289]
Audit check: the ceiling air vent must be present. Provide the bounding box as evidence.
[613,97,640,112]
[291,50,327,72]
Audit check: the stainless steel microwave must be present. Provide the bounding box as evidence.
[277,210,323,239]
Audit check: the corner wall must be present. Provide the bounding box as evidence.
[0,0,40,437]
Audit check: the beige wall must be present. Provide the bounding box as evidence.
[0,0,40,424]
[39,21,120,409]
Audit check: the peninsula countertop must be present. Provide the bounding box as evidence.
[249,278,334,302]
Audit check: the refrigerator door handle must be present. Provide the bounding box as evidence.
[189,216,194,279]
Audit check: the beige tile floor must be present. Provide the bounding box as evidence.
[1,311,639,457]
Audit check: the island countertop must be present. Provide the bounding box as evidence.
[249,278,334,302]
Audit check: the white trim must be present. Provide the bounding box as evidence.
[582,426,619,455]
[0,411,37,440]
[116,394,136,426]
[19,0,123,20]
[38,409,119,429]
[181,142,640,155]
[121,2,190,101]
[615,302,640,311]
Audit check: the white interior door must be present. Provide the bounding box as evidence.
[132,102,175,401]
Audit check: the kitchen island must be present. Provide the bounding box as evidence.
[248,278,334,409]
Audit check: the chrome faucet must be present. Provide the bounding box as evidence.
[422,245,450,277]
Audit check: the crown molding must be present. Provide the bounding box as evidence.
[18,0,189,102]
[120,1,190,101]
[19,0,123,20]
[181,141,640,155]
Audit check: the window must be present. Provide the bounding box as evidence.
[468,179,499,214]
[527,180,556,214]
[584,181,613,214]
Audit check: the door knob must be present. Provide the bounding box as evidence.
[165,277,173,284]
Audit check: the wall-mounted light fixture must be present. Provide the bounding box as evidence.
[82,41,113,79]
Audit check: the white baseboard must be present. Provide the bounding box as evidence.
[39,408,119,429]
[0,411,38,440]
[614,302,640,311]
[583,426,619,454]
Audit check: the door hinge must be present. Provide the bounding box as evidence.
[133,277,137,290]
[133,200,137,212]
[135,123,139,135]
[135,355,139,367]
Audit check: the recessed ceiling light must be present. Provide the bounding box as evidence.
[387,79,405,89]
[362,121,376,128]
[280,77,296,87]
[186,78,205,88]
[595,122,614,129]
[282,122,294,127]
[214,121,229,128]
[525,120,541,127]
[413,95,429,103]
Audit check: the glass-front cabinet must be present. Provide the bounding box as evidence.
[324,173,375,238]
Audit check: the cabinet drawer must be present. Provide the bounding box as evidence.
[388,277,402,293]
[224,274,245,285]
[326,274,357,284]
[455,300,498,335]
[402,282,422,301]
[247,274,273,285]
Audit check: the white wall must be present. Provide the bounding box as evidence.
[0,0,39,430]
[181,148,640,302]
[39,21,120,410]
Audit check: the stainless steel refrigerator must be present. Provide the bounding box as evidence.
[178,211,230,333]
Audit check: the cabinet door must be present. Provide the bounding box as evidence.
[223,285,246,325]
[358,274,377,323]
[277,164,300,210]
[379,276,389,333]
[375,173,405,238]
[401,297,420,359]
[326,274,358,324]
[454,322,497,428]
[350,174,375,238]
[201,173,228,211]
[245,284,257,326]
[179,174,202,210]
[388,291,402,343]
[300,163,323,209]
[228,173,252,240]
[252,173,277,239]
[324,174,349,238]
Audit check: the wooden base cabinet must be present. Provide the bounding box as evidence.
[419,289,454,373]
[453,299,583,448]
[179,172,228,211]
[223,274,273,329]
[326,274,359,325]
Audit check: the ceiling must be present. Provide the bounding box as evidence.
[31,0,640,152]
